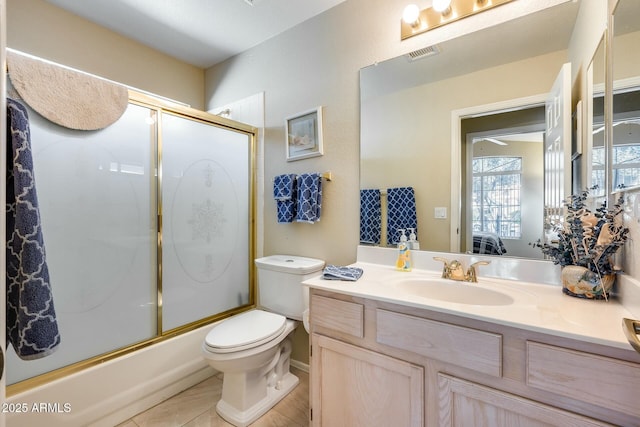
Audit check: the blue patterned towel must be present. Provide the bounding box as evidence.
[6,98,61,360]
[273,174,296,200]
[322,265,364,281]
[274,174,297,223]
[360,189,381,244]
[296,173,322,223]
[386,187,418,245]
[276,200,296,223]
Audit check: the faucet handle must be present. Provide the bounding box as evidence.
[466,260,491,283]
[433,257,466,280]
[433,257,451,278]
[433,256,450,266]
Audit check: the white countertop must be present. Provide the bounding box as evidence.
[304,262,637,352]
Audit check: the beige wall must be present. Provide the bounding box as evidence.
[7,0,205,109]
[568,0,607,85]
[613,31,640,82]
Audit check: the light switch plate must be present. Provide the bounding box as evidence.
[434,207,447,219]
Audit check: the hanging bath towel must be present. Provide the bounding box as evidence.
[296,173,322,223]
[274,174,297,223]
[386,186,418,245]
[6,98,61,360]
[360,189,381,244]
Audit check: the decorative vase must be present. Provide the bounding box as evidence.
[561,265,615,300]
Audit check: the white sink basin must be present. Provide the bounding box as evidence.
[394,278,514,306]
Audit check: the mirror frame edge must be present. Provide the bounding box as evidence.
[604,0,616,205]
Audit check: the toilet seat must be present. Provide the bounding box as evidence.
[204,310,287,354]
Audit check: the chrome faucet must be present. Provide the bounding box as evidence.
[433,257,490,283]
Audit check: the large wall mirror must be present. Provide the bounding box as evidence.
[360,1,580,259]
[610,0,640,193]
[588,36,605,199]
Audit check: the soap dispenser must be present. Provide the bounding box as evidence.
[395,229,412,272]
[408,228,420,250]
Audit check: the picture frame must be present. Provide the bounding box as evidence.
[285,107,323,161]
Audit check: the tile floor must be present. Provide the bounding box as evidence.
[116,367,309,427]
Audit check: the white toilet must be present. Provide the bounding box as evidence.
[201,255,324,427]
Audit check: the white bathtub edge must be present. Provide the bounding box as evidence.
[7,324,216,427]
[87,361,214,427]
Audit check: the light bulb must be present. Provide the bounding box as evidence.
[402,4,420,25]
[432,0,452,13]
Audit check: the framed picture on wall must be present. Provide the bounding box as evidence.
[285,107,324,161]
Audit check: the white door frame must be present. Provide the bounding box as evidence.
[450,93,547,252]
[1,0,8,424]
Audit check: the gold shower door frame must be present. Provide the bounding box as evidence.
[7,90,258,396]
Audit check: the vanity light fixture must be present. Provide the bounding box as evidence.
[401,0,514,40]
[432,0,452,14]
[402,4,421,26]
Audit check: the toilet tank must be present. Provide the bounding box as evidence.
[255,255,324,320]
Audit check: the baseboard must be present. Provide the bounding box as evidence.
[290,359,309,373]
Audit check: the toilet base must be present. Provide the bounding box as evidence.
[216,372,299,427]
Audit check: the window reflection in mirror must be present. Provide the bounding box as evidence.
[590,37,605,198]
[461,108,545,259]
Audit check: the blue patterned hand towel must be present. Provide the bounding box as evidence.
[360,189,381,244]
[296,173,322,223]
[386,187,418,245]
[322,265,364,281]
[274,174,296,200]
[274,174,297,223]
[6,98,61,360]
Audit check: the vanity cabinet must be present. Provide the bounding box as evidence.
[311,334,424,426]
[309,289,640,426]
[309,294,424,426]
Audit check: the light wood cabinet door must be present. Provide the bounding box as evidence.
[311,334,424,427]
[438,374,612,427]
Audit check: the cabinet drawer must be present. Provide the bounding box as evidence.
[311,295,364,338]
[377,309,502,377]
[527,341,640,419]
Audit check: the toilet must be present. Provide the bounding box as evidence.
[201,255,324,427]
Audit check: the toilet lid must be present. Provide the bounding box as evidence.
[204,310,286,350]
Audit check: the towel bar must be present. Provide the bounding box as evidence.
[272,171,333,182]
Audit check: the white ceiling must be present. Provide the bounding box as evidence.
[46,0,347,68]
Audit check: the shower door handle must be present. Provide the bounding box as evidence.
[0,346,3,381]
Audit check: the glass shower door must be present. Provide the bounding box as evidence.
[6,102,158,384]
[160,112,253,331]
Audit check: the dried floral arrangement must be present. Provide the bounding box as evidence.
[532,190,629,277]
